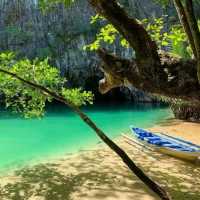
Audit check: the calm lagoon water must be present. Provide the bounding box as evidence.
[0,103,173,173]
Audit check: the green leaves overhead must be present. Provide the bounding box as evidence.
[142,18,168,48]
[85,15,193,58]
[62,88,93,107]
[0,52,93,118]
[84,24,119,51]
[90,14,105,24]
[84,15,129,51]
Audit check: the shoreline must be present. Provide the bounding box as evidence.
[0,118,199,200]
[151,119,200,145]
[0,117,165,177]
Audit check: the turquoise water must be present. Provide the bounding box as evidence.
[0,103,173,173]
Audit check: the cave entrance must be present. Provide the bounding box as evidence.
[84,75,127,103]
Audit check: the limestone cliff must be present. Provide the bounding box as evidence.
[0,0,174,102]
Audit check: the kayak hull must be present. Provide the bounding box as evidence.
[158,147,200,162]
[130,126,200,163]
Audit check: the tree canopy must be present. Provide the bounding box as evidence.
[0,52,93,118]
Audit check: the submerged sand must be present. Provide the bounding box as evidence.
[0,119,200,200]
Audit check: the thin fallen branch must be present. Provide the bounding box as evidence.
[0,67,171,200]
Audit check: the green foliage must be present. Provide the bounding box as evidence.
[143,19,190,58]
[83,15,129,51]
[62,88,93,107]
[142,18,169,48]
[84,24,119,51]
[168,26,189,58]
[0,52,93,118]
[85,15,193,58]
[90,14,105,25]
[167,20,200,58]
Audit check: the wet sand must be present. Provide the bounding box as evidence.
[0,119,199,200]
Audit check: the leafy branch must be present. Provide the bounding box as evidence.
[0,52,171,200]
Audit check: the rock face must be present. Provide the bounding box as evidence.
[0,0,175,101]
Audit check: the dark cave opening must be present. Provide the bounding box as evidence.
[84,75,128,103]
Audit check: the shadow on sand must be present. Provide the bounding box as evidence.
[0,142,199,200]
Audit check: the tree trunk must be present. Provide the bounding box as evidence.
[97,49,200,103]
[89,0,165,87]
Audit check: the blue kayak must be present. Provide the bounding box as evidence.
[130,126,200,162]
